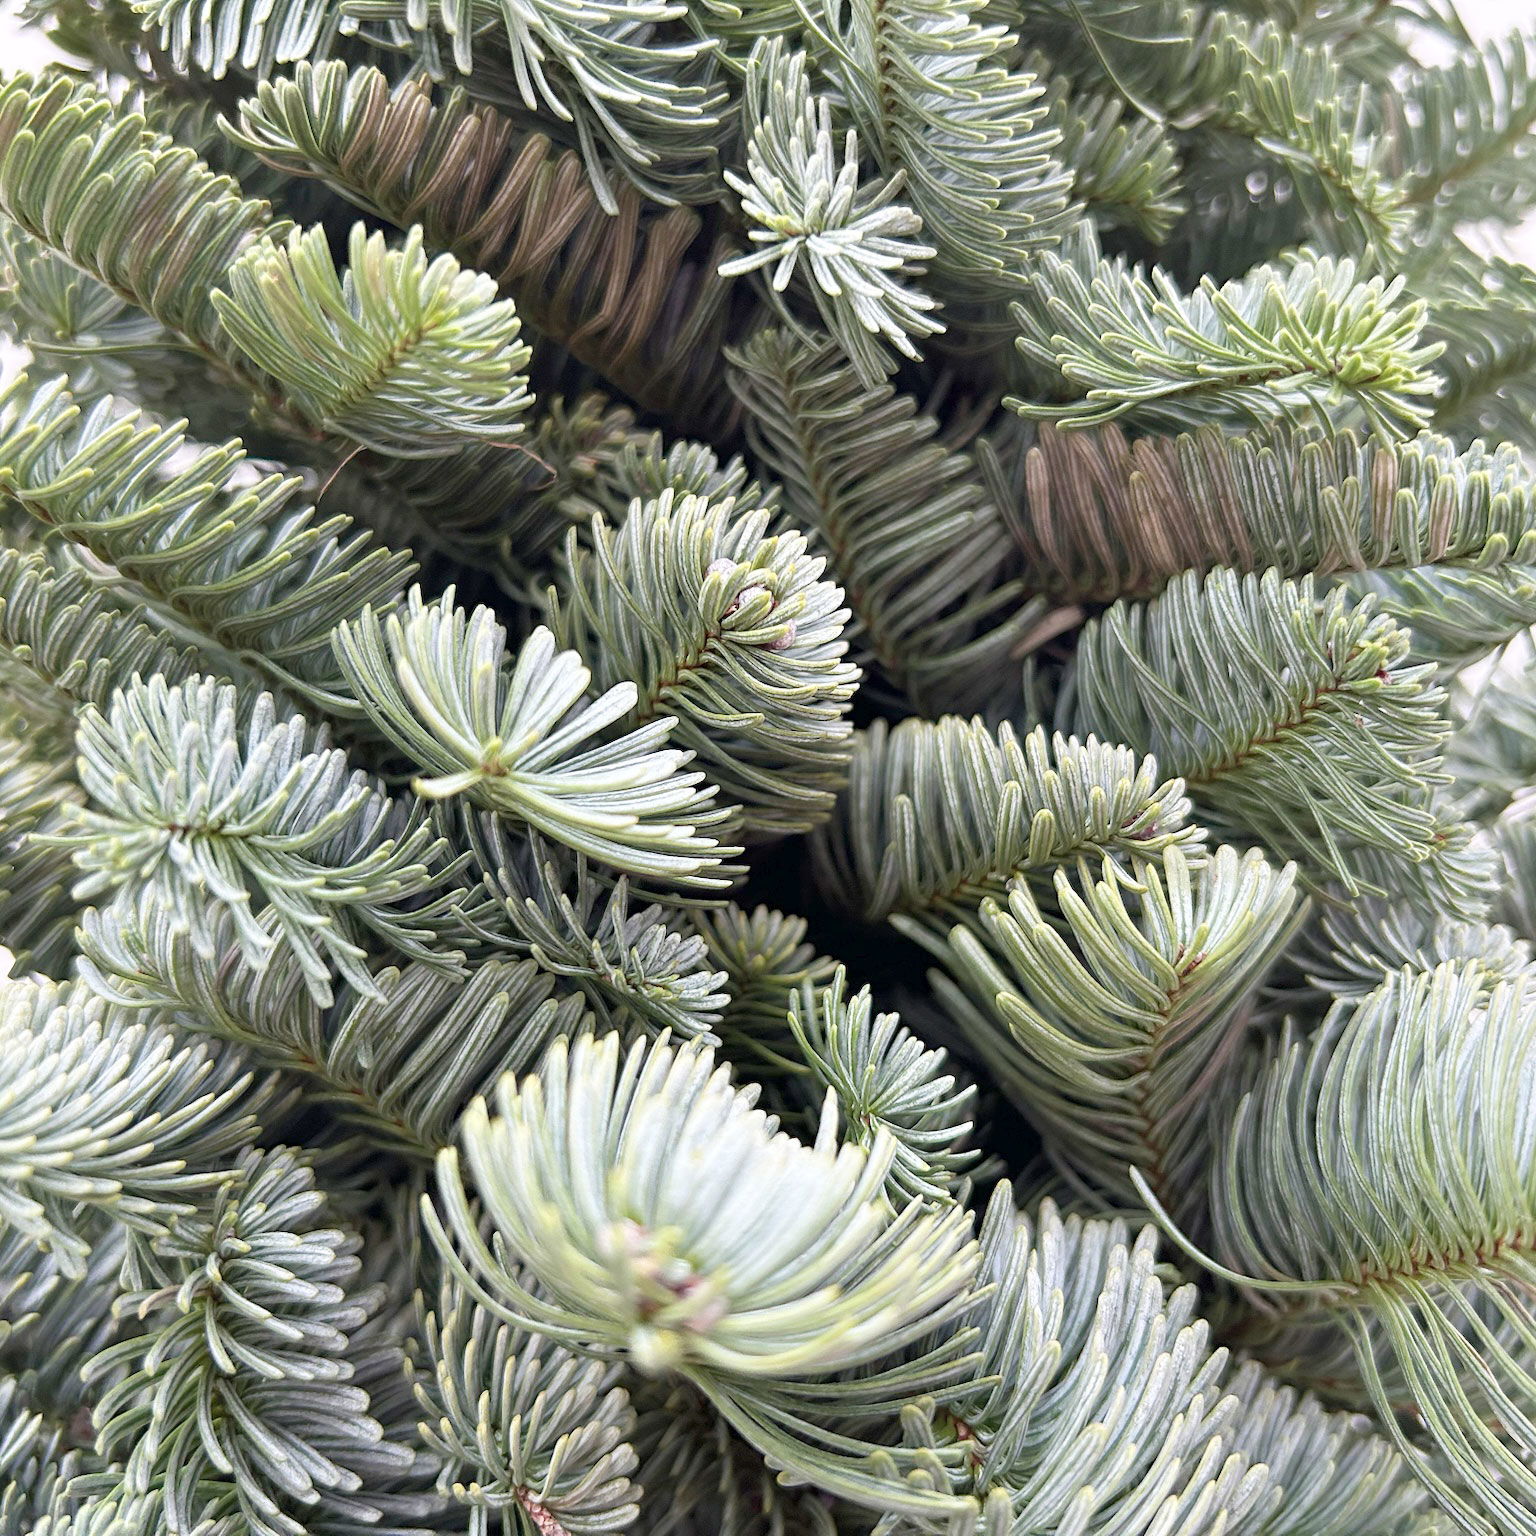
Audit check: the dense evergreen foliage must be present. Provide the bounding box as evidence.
[3,0,1536,1531]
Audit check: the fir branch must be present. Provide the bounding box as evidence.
[432,1028,980,1374]
[891,1189,1438,1533]
[50,675,470,1005]
[1221,1357,1444,1536]
[1002,416,1536,597]
[429,1028,983,1518]
[1010,246,1441,437]
[0,1223,125,1513]
[1422,251,1536,456]
[1396,30,1536,233]
[139,0,359,80]
[0,221,189,409]
[19,0,179,83]
[694,901,838,1078]
[0,974,264,1274]
[345,0,726,208]
[900,1189,1241,1527]
[1202,22,1409,259]
[461,820,729,1039]
[1037,68,1187,244]
[227,61,747,434]
[1350,562,1536,670]
[811,714,1203,924]
[722,40,941,386]
[788,968,978,1206]
[994,414,1536,664]
[1447,634,1536,819]
[0,74,278,365]
[548,485,859,842]
[1065,566,1480,912]
[212,222,533,460]
[1287,895,1528,1003]
[85,1146,435,1536]
[1495,791,1536,951]
[920,844,1303,1224]
[411,1272,641,1536]
[1011,3,1409,258]
[0,694,80,978]
[0,371,415,713]
[333,589,736,887]
[0,547,204,721]
[729,328,1043,717]
[1143,961,1536,1536]
[23,1493,205,1536]
[0,207,290,451]
[629,1380,838,1535]
[77,890,586,1159]
[795,0,1077,300]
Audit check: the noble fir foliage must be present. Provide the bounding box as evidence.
[12,5,1536,1536]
